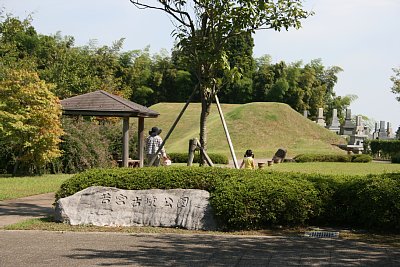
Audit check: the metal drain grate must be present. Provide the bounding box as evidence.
[304,231,339,238]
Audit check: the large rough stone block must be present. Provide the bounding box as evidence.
[55,186,216,231]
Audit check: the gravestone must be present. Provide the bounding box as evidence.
[55,186,217,231]
[340,109,355,135]
[347,115,368,153]
[303,110,308,118]
[316,108,326,127]
[372,122,379,139]
[354,115,365,135]
[328,108,340,134]
[272,148,287,163]
[387,122,394,138]
[378,120,388,139]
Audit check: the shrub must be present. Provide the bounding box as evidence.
[293,153,372,163]
[55,167,400,232]
[52,118,114,173]
[369,140,400,159]
[55,167,323,230]
[294,154,350,163]
[351,154,372,163]
[168,152,229,164]
[211,174,320,230]
[330,173,400,231]
[392,153,400,164]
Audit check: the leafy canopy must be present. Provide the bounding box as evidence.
[0,69,63,175]
[130,0,312,92]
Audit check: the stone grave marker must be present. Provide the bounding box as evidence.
[378,120,388,139]
[340,108,355,135]
[328,108,340,134]
[316,108,326,127]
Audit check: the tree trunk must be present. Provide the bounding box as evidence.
[199,86,212,166]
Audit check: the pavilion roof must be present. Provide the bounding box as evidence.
[60,90,159,118]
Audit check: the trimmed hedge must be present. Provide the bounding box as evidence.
[350,154,373,163]
[212,174,320,229]
[56,167,400,232]
[168,152,229,165]
[392,153,400,164]
[368,140,400,159]
[293,153,372,163]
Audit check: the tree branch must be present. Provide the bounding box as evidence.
[129,0,194,31]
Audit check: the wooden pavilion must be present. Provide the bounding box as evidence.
[60,90,159,167]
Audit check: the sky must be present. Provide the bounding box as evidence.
[1,0,400,132]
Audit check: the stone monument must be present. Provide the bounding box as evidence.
[387,122,394,138]
[316,108,326,127]
[337,115,368,154]
[55,186,217,231]
[372,122,379,139]
[340,109,355,136]
[378,120,388,139]
[327,108,340,134]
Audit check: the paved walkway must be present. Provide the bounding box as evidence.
[0,193,55,227]
[1,194,400,266]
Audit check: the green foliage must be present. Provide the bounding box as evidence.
[168,153,228,165]
[56,167,400,232]
[0,69,63,175]
[351,154,373,163]
[52,118,115,174]
[369,140,400,159]
[55,167,228,200]
[212,174,320,230]
[294,154,350,163]
[392,153,400,164]
[294,154,372,163]
[328,173,400,231]
[0,15,352,120]
[52,118,138,174]
[134,0,312,157]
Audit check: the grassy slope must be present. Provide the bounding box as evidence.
[142,102,346,158]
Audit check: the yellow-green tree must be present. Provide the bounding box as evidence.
[0,69,63,175]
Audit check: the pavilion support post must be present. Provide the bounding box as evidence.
[138,117,145,167]
[122,117,129,167]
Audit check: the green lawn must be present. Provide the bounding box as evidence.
[268,162,400,176]
[0,174,72,201]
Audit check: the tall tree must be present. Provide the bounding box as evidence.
[253,55,274,101]
[218,31,255,103]
[0,69,63,175]
[129,0,312,157]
